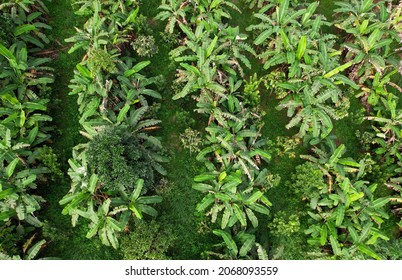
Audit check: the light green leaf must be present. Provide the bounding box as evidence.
[5,158,19,178]
[233,204,246,227]
[124,61,151,77]
[296,36,307,60]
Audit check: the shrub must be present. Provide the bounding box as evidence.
[269,211,301,238]
[121,220,176,260]
[131,35,158,57]
[288,162,327,200]
[87,126,156,192]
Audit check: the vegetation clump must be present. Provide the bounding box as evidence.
[87,126,157,192]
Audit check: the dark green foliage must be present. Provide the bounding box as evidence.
[158,31,179,48]
[0,13,14,46]
[374,238,402,260]
[288,162,328,200]
[174,109,196,130]
[88,49,117,75]
[37,146,63,180]
[121,220,176,260]
[0,222,20,256]
[131,35,158,57]
[269,211,301,238]
[243,73,261,107]
[87,126,156,192]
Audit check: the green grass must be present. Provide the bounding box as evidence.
[137,0,216,259]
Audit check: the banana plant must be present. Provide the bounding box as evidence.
[0,0,48,14]
[112,179,162,221]
[301,138,363,183]
[69,56,162,139]
[198,122,270,177]
[155,0,193,33]
[247,1,330,76]
[78,178,162,250]
[0,0,52,50]
[364,94,402,163]
[209,229,268,259]
[65,2,110,56]
[195,0,241,24]
[0,126,49,227]
[71,0,142,48]
[193,167,271,229]
[156,0,241,34]
[0,41,54,99]
[61,172,162,248]
[170,24,252,100]
[300,139,390,259]
[333,0,401,96]
[0,96,52,143]
[305,177,390,259]
[276,80,347,143]
[0,168,47,227]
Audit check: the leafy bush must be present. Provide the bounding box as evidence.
[87,126,157,192]
[267,136,301,159]
[374,238,402,260]
[131,35,158,57]
[121,220,176,260]
[88,49,117,75]
[243,73,261,107]
[179,128,204,155]
[288,162,328,200]
[37,146,63,180]
[269,211,301,238]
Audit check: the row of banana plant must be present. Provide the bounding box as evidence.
[333,0,402,242]
[156,0,273,259]
[335,0,402,239]
[0,0,55,258]
[59,0,167,249]
[243,0,401,258]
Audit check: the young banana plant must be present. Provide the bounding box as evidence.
[193,167,271,230]
[210,229,268,259]
[276,79,347,143]
[247,1,329,76]
[301,139,390,259]
[155,0,193,33]
[0,124,50,228]
[364,94,402,163]
[61,146,162,248]
[169,12,253,101]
